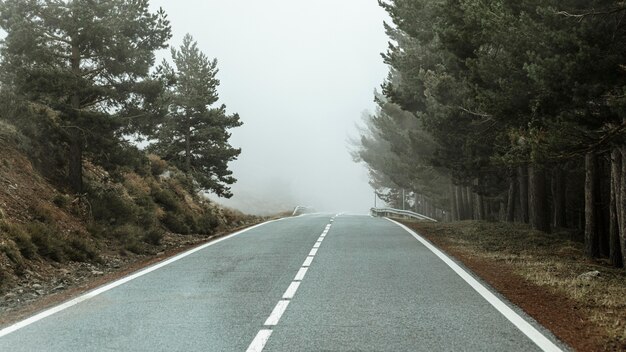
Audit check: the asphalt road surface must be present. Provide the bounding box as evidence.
[0,213,567,351]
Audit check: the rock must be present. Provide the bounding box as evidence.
[578,270,601,280]
[32,283,42,289]
[53,284,65,291]
[35,290,45,296]
[91,270,104,276]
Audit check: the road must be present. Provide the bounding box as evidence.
[0,213,566,351]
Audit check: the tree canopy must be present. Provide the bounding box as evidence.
[356,0,626,267]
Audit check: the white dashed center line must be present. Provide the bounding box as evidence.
[294,267,308,281]
[264,300,290,326]
[247,330,273,352]
[282,282,301,299]
[246,217,335,352]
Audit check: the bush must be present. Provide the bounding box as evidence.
[111,224,145,254]
[1,220,37,259]
[67,237,99,262]
[148,154,168,176]
[87,183,137,225]
[30,202,56,223]
[1,238,23,264]
[52,193,70,209]
[27,223,65,262]
[143,228,164,245]
[162,212,191,235]
[151,188,180,212]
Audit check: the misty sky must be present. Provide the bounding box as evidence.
[148,0,390,215]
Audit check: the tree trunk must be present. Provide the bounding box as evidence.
[552,166,567,229]
[477,193,485,221]
[618,147,626,266]
[450,183,458,221]
[69,43,83,194]
[598,155,610,258]
[506,172,517,222]
[456,186,465,220]
[466,186,474,220]
[610,149,623,267]
[585,152,599,258]
[518,165,529,223]
[529,165,550,232]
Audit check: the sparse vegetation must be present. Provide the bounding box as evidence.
[404,220,626,350]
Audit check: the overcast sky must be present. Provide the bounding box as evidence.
[147,0,389,215]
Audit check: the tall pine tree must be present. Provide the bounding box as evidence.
[149,34,242,198]
[0,0,171,193]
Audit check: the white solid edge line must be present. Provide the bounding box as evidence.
[317,236,324,242]
[282,281,301,299]
[0,218,279,338]
[246,329,273,352]
[309,248,318,256]
[294,267,308,281]
[386,218,563,352]
[302,256,314,267]
[313,241,321,248]
[264,300,290,326]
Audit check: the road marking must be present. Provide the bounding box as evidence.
[246,329,273,352]
[282,282,301,299]
[387,218,564,352]
[294,267,308,281]
[0,219,280,338]
[248,221,332,351]
[264,300,290,326]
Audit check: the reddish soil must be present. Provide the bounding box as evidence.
[405,222,613,352]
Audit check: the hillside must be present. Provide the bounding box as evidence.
[0,121,263,320]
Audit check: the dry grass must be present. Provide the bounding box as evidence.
[407,220,626,350]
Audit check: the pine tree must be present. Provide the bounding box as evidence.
[149,34,242,198]
[0,0,171,193]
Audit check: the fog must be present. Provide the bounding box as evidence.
[146,0,389,215]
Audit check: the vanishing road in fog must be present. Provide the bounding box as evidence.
[0,214,565,351]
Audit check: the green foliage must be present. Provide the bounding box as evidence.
[1,220,37,260]
[161,212,191,235]
[30,203,56,224]
[148,154,168,176]
[0,239,24,268]
[151,188,180,212]
[143,228,164,246]
[148,34,242,198]
[27,223,66,262]
[358,0,626,216]
[87,182,138,226]
[0,0,172,192]
[52,194,71,209]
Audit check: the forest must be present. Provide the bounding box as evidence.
[354,0,626,269]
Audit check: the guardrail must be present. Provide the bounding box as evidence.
[292,206,315,216]
[370,207,438,222]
